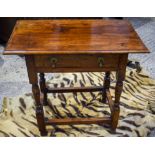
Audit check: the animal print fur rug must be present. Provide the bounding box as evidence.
[0,66,155,137]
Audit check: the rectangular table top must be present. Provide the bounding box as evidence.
[4,19,149,55]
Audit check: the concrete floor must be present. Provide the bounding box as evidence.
[127,17,155,78]
[0,17,155,135]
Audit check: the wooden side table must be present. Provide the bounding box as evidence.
[4,19,149,136]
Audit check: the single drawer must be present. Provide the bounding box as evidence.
[34,54,119,71]
[35,54,119,69]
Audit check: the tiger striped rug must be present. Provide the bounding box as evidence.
[0,65,155,137]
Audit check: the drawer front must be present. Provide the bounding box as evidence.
[34,54,119,72]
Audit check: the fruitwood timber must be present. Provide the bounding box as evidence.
[45,117,111,125]
[25,55,47,136]
[106,90,114,113]
[4,19,149,55]
[4,19,149,136]
[39,73,48,106]
[111,54,128,131]
[47,86,103,93]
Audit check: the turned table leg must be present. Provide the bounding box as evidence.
[39,73,48,106]
[103,71,110,103]
[111,54,128,131]
[25,56,47,136]
[32,83,47,136]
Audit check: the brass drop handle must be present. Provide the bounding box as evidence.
[49,57,58,68]
[98,57,104,68]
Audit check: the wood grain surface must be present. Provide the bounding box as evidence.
[4,19,149,55]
